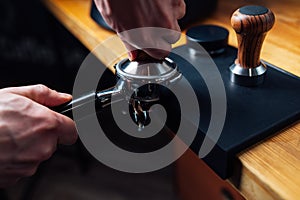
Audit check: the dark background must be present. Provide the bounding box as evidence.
[0,1,178,200]
[0,0,87,92]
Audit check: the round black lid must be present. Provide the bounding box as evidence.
[186,25,229,55]
[239,5,268,16]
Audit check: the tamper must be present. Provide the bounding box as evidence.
[230,5,275,86]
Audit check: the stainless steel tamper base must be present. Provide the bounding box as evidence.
[230,62,267,86]
[115,58,181,84]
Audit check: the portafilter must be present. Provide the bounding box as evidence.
[53,54,182,129]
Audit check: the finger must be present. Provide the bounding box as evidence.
[3,163,39,178]
[4,84,72,107]
[14,132,58,163]
[143,38,172,60]
[119,26,173,60]
[163,25,181,44]
[174,0,186,20]
[123,41,139,61]
[55,113,78,145]
[128,50,140,61]
[143,48,171,60]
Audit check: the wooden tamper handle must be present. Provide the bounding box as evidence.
[230,5,275,86]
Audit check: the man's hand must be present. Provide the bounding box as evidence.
[95,0,186,60]
[0,85,78,187]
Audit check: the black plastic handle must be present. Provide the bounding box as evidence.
[51,92,97,117]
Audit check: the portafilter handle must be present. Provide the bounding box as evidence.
[51,84,124,118]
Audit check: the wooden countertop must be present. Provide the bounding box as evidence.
[43,0,300,199]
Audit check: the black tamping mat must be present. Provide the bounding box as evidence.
[74,22,299,179]
[94,45,300,179]
[88,3,291,178]
[167,45,300,179]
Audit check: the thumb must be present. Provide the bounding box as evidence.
[4,84,72,107]
[122,41,138,61]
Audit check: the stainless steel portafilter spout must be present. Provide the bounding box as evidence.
[52,56,182,129]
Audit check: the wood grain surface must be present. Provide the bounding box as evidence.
[231,7,275,69]
[43,0,300,199]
